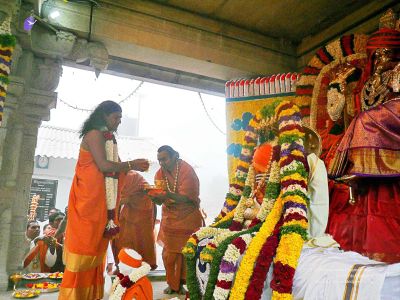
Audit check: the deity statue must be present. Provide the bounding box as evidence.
[326,9,400,263]
[183,100,400,300]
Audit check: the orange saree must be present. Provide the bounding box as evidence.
[156,160,203,291]
[59,149,125,300]
[115,171,157,269]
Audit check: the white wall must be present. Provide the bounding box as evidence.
[33,156,76,211]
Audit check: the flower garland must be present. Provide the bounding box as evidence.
[215,111,261,221]
[270,101,309,299]
[213,233,253,300]
[244,218,283,300]
[184,100,308,300]
[0,16,16,126]
[103,131,120,238]
[109,262,151,300]
[229,195,284,300]
[202,223,262,300]
[229,100,309,300]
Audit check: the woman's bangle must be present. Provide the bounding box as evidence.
[127,161,132,170]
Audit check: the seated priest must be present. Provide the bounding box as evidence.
[183,100,400,300]
[23,233,60,273]
[109,248,153,300]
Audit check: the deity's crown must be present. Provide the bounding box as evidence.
[379,9,399,31]
[367,9,400,53]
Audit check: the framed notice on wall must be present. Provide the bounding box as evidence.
[29,178,58,222]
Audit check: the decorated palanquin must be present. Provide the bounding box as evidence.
[302,9,400,263]
[183,100,311,299]
[182,9,400,300]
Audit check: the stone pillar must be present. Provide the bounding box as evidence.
[0,48,61,289]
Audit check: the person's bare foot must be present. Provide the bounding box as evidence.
[163,286,177,294]
[178,285,187,295]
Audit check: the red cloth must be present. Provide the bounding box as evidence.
[327,178,400,263]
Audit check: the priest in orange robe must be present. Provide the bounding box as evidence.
[114,171,157,270]
[149,145,203,294]
[59,101,149,300]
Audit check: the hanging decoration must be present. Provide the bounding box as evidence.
[23,15,37,31]
[58,81,144,112]
[0,16,16,126]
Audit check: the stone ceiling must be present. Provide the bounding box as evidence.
[22,0,400,94]
[148,0,375,42]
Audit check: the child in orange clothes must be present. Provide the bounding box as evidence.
[109,248,153,300]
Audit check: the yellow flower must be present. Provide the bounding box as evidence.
[200,253,214,262]
[275,100,291,113]
[182,247,194,255]
[281,173,306,183]
[285,219,308,228]
[278,107,300,118]
[187,237,197,245]
[279,129,305,138]
[272,291,293,300]
[229,197,283,300]
[274,233,304,268]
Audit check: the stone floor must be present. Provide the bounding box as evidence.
[0,281,186,300]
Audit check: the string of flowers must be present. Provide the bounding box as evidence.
[109,262,151,300]
[184,100,306,300]
[244,218,283,299]
[229,100,309,300]
[199,102,282,299]
[103,131,120,238]
[214,111,261,221]
[213,233,253,300]
[270,101,309,300]
[0,16,16,126]
[202,223,262,300]
[228,195,284,300]
[183,111,264,260]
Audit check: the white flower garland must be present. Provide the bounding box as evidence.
[104,132,120,237]
[255,160,280,222]
[109,262,151,300]
[213,233,253,300]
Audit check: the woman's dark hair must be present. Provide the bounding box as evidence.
[79,100,122,138]
[49,212,65,224]
[43,224,52,231]
[157,145,179,159]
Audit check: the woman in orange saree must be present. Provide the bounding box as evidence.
[59,101,149,300]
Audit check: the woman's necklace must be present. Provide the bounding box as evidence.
[164,160,180,193]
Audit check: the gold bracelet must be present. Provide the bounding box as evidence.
[127,161,132,170]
